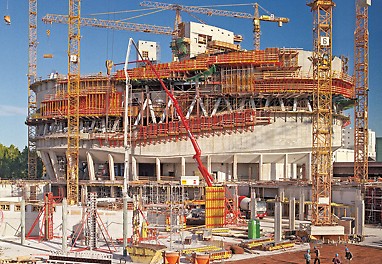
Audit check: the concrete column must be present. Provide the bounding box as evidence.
[291,164,297,179]
[207,155,212,175]
[81,185,88,205]
[250,191,257,220]
[62,198,67,252]
[108,154,116,198]
[278,188,285,202]
[299,190,305,221]
[156,158,161,181]
[40,152,55,181]
[108,154,115,181]
[49,150,60,180]
[307,152,312,182]
[233,154,238,181]
[132,156,137,181]
[20,199,25,245]
[284,154,288,180]
[289,197,296,231]
[181,157,186,176]
[271,163,277,180]
[355,199,365,237]
[123,195,128,252]
[258,154,263,180]
[86,152,95,181]
[274,201,282,243]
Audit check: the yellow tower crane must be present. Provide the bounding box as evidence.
[66,0,81,205]
[27,0,38,180]
[139,1,289,50]
[307,0,335,226]
[354,0,371,183]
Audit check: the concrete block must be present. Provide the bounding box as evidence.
[308,225,345,236]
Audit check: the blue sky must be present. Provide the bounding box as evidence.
[0,0,381,149]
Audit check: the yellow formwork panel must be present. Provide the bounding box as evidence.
[210,250,232,260]
[205,187,225,228]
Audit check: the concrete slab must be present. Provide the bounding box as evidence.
[308,225,345,236]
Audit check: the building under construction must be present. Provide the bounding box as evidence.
[1,1,382,262]
[26,21,355,205]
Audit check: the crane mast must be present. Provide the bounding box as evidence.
[354,0,370,183]
[253,3,260,50]
[66,0,81,205]
[27,0,38,180]
[307,0,335,226]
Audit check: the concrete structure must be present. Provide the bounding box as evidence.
[137,40,159,67]
[27,46,353,200]
[333,148,354,162]
[289,197,295,231]
[21,23,366,240]
[274,200,282,242]
[176,21,238,60]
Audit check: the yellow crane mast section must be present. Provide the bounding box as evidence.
[307,0,335,226]
[354,0,370,183]
[27,0,38,180]
[66,0,81,205]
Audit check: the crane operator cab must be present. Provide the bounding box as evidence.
[3,15,10,25]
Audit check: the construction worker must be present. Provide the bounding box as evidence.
[304,249,311,264]
[332,253,341,264]
[313,246,321,264]
[345,247,353,263]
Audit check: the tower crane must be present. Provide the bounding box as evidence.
[42,14,174,36]
[354,0,371,183]
[139,1,289,50]
[66,0,81,205]
[27,0,38,180]
[307,0,335,226]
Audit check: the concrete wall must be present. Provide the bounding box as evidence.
[137,116,341,157]
[186,22,234,58]
[0,203,134,240]
[298,50,342,77]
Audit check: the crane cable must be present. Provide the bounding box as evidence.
[4,0,10,25]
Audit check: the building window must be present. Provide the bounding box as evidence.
[0,204,10,211]
[32,205,41,212]
[142,51,149,59]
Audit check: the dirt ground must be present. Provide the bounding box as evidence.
[224,244,382,264]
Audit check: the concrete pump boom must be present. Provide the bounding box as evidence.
[131,40,214,187]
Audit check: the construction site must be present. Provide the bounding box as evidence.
[0,0,381,263]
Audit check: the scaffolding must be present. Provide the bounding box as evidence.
[365,186,382,224]
[128,182,186,247]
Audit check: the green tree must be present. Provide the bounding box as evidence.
[0,144,43,179]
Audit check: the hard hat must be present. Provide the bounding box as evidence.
[345,247,349,251]
[314,246,317,249]
[335,253,339,257]
[307,249,310,253]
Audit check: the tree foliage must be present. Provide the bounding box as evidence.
[0,144,43,179]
